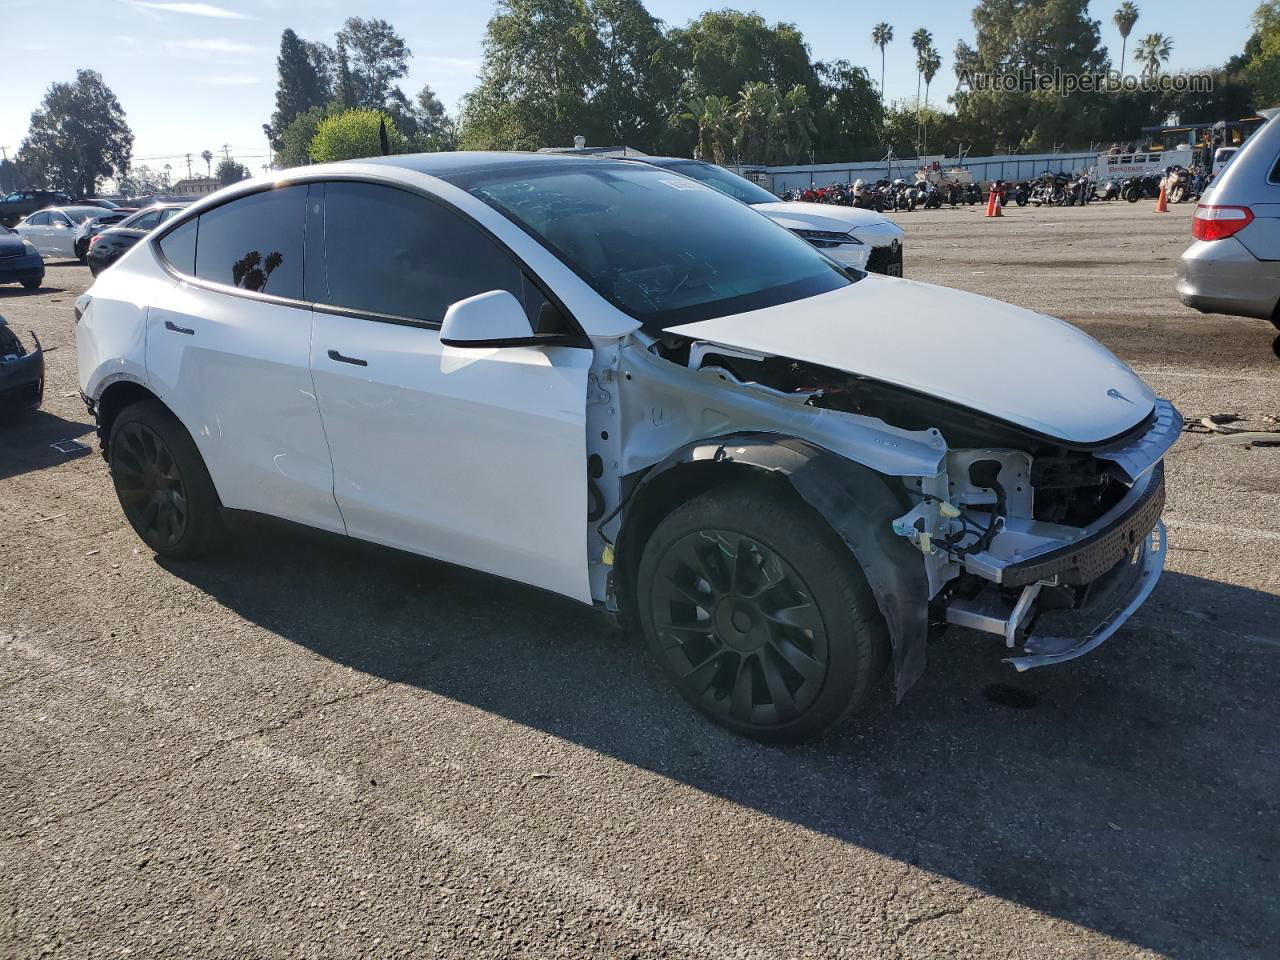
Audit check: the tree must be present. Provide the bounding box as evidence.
[1246,1,1280,104]
[15,69,133,196]
[871,23,894,102]
[678,95,733,163]
[592,0,672,148]
[335,17,411,109]
[215,158,250,185]
[664,10,818,104]
[1134,33,1172,78]
[910,28,932,110]
[952,0,1108,152]
[1113,3,1140,74]
[265,29,330,151]
[309,109,408,163]
[459,0,605,151]
[919,47,943,153]
[813,59,883,161]
[735,81,777,163]
[117,164,165,196]
[277,104,338,166]
[200,150,213,177]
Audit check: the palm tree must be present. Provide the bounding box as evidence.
[910,28,933,112]
[735,82,780,165]
[871,23,894,102]
[776,85,817,165]
[920,46,943,154]
[1113,3,1140,75]
[201,150,213,177]
[679,96,732,165]
[1134,33,1173,78]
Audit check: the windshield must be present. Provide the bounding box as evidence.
[450,161,850,329]
[655,160,780,205]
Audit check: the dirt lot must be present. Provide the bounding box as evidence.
[2,201,1277,960]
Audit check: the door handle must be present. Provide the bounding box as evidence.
[164,320,195,335]
[327,349,368,367]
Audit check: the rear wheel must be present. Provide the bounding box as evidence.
[637,485,888,742]
[109,399,224,559]
[20,279,40,290]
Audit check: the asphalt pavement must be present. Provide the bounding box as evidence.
[1,200,1277,959]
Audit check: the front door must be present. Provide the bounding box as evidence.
[306,180,593,602]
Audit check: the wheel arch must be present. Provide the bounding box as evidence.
[94,380,165,457]
[614,432,931,700]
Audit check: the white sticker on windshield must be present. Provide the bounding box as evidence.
[660,178,711,191]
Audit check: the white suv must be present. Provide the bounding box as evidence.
[76,153,1177,741]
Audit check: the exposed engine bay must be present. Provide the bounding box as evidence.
[589,332,1178,691]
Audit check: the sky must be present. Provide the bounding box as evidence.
[0,0,1263,177]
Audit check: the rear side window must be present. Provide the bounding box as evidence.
[26,212,49,226]
[130,210,160,230]
[159,218,197,275]
[195,186,306,301]
[319,181,523,323]
[1270,153,1280,184]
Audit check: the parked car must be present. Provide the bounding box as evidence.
[75,211,130,260]
[627,157,906,276]
[15,206,125,262]
[0,190,73,228]
[1176,107,1280,328]
[73,198,121,210]
[85,204,185,275]
[76,154,1177,742]
[0,313,44,415]
[0,223,45,290]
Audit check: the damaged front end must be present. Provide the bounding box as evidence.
[0,316,44,415]
[594,333,1178,699]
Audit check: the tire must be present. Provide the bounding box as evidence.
[636,484,889,743]
[20,279,40,290]
[75,241,88,264]
[109,399,224,559]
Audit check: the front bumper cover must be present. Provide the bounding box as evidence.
[0,329,45,413]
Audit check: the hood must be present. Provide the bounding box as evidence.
[753,200,891,233]
[0,233,27,257]
[667,275,1155,446]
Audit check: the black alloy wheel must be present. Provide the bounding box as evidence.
[112,420,189,550]
[109,399,223,558]
[650,528,829,728]
[637,486,889,742]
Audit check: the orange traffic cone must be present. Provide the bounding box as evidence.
[1155,185,1169,213]
[985,190,998,217]
[994,193,1004,217]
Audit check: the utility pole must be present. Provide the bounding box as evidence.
[185,153,193,178]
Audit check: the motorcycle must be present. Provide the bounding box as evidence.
[1122,174,1161,202]
[1030,171,1070,206]
[1096,178,1122,201]
[1161,165,1191,204]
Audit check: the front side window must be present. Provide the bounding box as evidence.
[449,161,850,329]
[194,186,306,300]
[319,181,524,323]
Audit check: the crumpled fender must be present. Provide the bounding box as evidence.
[623,431,930,699]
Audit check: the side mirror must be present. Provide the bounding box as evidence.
[439,290,536,348]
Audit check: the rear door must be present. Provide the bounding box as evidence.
[308,180,593,602]
[144,186,345,534]
[1236,148,1280,261]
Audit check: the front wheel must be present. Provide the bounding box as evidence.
[637,485,889,742]
[109,399,224,559]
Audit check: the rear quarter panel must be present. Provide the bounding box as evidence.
[75,246,168,399]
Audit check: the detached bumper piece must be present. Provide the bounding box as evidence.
[0,323,45,414]
[946,521,1166,670]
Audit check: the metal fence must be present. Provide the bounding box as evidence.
[752,152,1100,194]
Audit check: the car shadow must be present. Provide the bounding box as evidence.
[0,285,66,298]
[159,517,1280,960]
[0,409,95,480]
